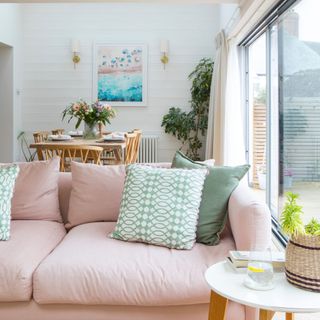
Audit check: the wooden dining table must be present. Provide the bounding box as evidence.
[30,138,126,163]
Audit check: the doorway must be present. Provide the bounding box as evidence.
[0,43,14,162]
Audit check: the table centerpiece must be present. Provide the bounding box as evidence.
[62,99,116,139]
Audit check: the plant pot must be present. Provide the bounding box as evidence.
[285,234,320,292]
[83,122,98,139]
[284,176,293,188]
[257,172,266,190]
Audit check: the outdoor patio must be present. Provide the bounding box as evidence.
[252,181,320,223]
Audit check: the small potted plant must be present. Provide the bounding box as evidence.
[283,168,293,188]
[280,192,320,292]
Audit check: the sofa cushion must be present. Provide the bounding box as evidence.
[11,158,62,221]
[33,222,235,306]
[111,165,207,250]
[58,172,72,224]
[172,151,250,246]
[0,165,19,241]
[0,220,66,302]
[66,162,126,229]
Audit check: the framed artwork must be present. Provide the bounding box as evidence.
[93,43,148,106]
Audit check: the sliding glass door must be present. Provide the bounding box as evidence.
[244,0,320,239]
[247,33,267,203]
[278,0,320,224]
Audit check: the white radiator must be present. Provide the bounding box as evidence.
[138,135,159,163]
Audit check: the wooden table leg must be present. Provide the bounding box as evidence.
[113,147,123,164]
[259,309,275,320]
[286,313,294,320]
[208,290,228,320]
[36,147,44,160]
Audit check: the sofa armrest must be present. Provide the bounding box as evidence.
[228,182,272,251]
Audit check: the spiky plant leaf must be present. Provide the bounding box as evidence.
[305,218,320,236]
[280,192,305,237]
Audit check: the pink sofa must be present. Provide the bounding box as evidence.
[0,170,271,320]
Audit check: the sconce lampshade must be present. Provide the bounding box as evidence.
[72,39,80,53]
[160,39,169,54]
[71,40,80,69]
[160,39,169,69]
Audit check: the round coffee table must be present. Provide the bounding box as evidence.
[205,261,320,320]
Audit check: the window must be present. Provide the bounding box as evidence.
[247,33,267,203]
[243,0,320,242]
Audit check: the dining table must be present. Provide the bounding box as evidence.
[30,137,126,164]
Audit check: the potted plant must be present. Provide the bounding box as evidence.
[161,58,214,160]
[17,132,37,162]
[280,192,320,292]
[283,168,293,188]
[62,99,116,139]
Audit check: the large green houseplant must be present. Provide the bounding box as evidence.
[161,58,214,160]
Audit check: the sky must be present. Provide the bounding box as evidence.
[295,0,320,42]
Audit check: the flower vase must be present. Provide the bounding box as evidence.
[83,122,98,139]
[98,123,104,138]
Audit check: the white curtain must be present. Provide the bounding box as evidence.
[223,39,246,165]
[205,31,246,166]
[205,30,228,164]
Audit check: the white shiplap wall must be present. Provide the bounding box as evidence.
[21,3,219,161]
[0,4,22,162]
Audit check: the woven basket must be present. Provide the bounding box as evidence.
[285,234,320,292]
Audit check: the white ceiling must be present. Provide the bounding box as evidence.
[0,0,239,3]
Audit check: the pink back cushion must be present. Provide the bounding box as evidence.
[58,172,72,223]
[65,162,126,229]
[11,158,62,222]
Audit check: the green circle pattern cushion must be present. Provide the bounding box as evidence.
[110,165,207,250]
[0,165,20,241]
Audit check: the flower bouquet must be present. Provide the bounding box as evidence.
[62,100,116,139]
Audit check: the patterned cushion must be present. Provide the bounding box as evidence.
[110,165,207,250]
[0,165,19,241]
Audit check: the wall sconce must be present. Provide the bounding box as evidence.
[160,39,169,69]
[72,39,80,69]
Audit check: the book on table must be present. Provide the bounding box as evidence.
[227,250,285,270]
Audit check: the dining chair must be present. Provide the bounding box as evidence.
[33,131,49,143]
[132,129,142,163]
[38,145,103,172]
[124,132,138,165]
[101,130,141,165]
[51,128,65,135]
[33,131,50,160]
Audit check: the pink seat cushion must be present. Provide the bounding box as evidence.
[34,222,235,306]
[11,158,62,221]
[65,162,126,228]
[0,220,66,302]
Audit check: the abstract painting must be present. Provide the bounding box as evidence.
[93,44,148,106]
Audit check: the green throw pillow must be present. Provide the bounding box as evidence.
[0,165,20,241]
[110,164,207,250]
[172,151,250,245]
